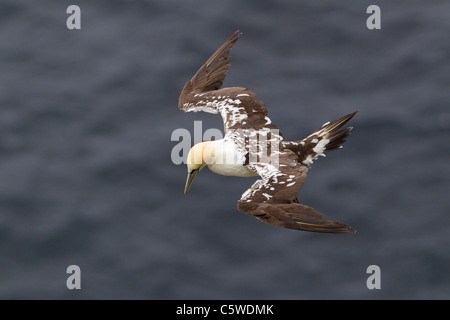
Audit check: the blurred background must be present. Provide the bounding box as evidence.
[0,0,448,299]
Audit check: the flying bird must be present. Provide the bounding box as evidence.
[178,31,358,233]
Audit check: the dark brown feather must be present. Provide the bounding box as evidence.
[238,150,356,233]
[179,30,242,108]
[178,31,283,138]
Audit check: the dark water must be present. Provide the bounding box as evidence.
[0,0,449,299]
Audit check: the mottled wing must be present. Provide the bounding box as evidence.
[178,31,282,139]
[178,30,241,112]
[238,150,356,233]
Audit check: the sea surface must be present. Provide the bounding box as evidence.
[0,0,449,299]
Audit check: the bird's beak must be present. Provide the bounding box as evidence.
[184,170,199,196]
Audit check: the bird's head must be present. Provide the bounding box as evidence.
[184,141,214,196]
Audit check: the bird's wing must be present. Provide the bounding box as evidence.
[238,150,356,233]
[180,30,241,97]
[178,31,281,138]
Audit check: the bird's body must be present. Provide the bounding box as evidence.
[205,140,258,177]
[179,31,358,233]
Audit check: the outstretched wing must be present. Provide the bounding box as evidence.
[178,31,281,138]
[238,150,356,233]
[179,30,241,101]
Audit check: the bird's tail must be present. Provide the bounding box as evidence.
[283,111,358,166]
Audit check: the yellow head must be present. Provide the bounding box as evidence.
[184,141,215,195]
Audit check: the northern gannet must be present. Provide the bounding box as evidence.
[178,31,358,233]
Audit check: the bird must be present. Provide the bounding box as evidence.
[178,30,358,233]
